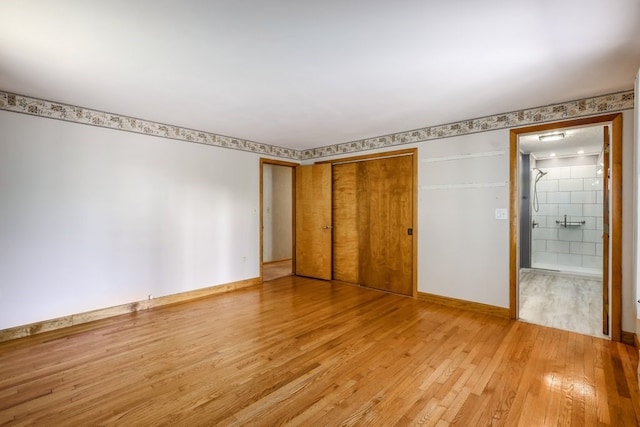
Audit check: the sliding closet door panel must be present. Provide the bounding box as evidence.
[295,164,332,280]
[358,156,413,295]
[332,163,359,283]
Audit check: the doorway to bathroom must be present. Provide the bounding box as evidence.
[509,114,623,341]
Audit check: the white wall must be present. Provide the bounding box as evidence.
[0,111,261,329]
[418,130,511,308]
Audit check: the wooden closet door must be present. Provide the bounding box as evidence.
[332,163,359,284]
[358,155,413,295]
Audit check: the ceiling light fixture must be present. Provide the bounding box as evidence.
[577,150,585,154]
[539,132,566,142]
[549,153,556,157]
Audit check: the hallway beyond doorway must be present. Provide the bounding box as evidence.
[263,259,292,282]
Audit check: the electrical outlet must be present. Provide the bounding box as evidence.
[495,208,508,220]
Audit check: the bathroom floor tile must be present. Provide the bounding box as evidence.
[519,269,607,339]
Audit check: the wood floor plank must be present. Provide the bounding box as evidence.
[0,276,638,425]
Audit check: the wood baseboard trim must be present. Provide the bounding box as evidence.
[263,258,292,265]
[417,292,509,318]
[621,330,636,347]
[0,277,261,343]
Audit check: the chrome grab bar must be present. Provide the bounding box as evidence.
[555,214,585,228]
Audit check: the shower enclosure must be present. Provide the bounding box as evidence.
[519,133,604,276]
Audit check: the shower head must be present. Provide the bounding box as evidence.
[533,168,548,183]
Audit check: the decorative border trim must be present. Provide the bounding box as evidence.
[300,90,635,159]
[0,277,261,343]
[0,91,300,160]
[417,292,510,318]
[0,89,634,161]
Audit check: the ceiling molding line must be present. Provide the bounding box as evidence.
[0,90,301,160]
[299,90,635,160]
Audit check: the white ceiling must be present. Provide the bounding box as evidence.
[519,125,603,160]
[1,1,639,150]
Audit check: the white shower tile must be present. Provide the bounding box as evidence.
[536,204,558,216]
[558,179,584,191]
[584,178,603,190]
[548,240,570,253]
[571,191,596,204]
[558,228,583,242]
[533,227,558,240]
[546,167,570,180]
[571,165,597,178]
[583,204,601,217]
[532,239,546,252]
[533,192,547,204]
[557,253,583,267]
[536,180,558,192]
[582,255,603,270]
[596,190,603,204]
[558,204,583,216]
[583,229,602,243]
[548,192,571,204]
[533,251,558,264]
[596,217,603,231]
[595,243,603,256]
[570,241,596,256]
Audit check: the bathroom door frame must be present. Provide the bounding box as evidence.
[508,113,623,342]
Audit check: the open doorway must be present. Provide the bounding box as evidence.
[509,114,623,341]
[260,159,297,282]
[517,124,607,338]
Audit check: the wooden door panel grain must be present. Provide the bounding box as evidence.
[358,155,413,295]
[332,163,359,283]
[295,164,332,280]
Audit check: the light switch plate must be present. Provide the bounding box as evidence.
[495,208,508,220]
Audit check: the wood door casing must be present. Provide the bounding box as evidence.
[602,126,610,335]
[295,164,332,280]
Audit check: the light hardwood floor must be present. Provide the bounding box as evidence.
[262,259,292,282]
[1,276,639,425]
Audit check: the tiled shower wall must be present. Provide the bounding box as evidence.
[531,160,603,275]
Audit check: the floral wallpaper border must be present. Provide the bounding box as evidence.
[0,89,634,161]
[299,90,635,160]
[0,91,299,160]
